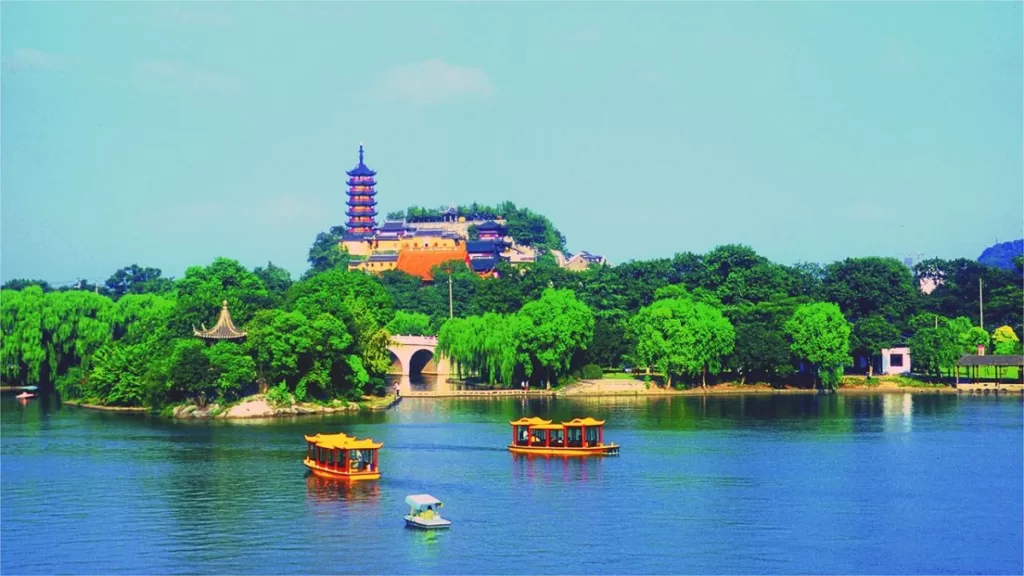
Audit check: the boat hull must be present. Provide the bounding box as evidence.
[507,444,620,456]
[303,459,380,481]
[404,515,451,530]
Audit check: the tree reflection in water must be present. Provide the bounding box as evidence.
[305,473,380,504]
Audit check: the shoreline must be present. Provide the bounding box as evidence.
[61,394,402,419]
[400,378,1023,399]
[64,400,149,413]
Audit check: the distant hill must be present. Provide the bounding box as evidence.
[978,239,1023,271]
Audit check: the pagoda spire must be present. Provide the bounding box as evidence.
[345,142,378,237]
[193,300,247,341]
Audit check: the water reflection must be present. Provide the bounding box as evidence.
[305,474,381,504]
[511,452,605,484]
[882,393,914,433]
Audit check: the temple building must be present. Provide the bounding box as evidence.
[335,145,535,281]
[193,300,247,341]
[345,143,378,238]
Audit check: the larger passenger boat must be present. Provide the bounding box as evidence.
[303,432,383,481]
[508,417,620,456]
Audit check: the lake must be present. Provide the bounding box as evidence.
[1,392,1021,575]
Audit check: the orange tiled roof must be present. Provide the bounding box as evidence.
[396,248,468,281]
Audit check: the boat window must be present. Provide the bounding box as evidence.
[327,450,335,467]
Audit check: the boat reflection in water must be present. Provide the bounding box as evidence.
[305,473,381,504]
[511,451,605,484]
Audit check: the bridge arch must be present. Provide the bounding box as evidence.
[388,335,451,377]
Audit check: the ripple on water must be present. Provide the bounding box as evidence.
[1,394,1022,575]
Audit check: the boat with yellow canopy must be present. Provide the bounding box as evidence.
[508,417,620,456]
[303,432,383,481]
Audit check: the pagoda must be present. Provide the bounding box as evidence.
[193,300,247,341]
[345,143,378,237]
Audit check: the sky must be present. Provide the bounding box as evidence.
[2,2,1021,286]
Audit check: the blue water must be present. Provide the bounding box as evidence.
[2,392,1021,574]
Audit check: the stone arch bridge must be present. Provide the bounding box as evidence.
[388,335,451,377]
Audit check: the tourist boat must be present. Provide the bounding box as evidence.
[303,433,383,481]
[404,494,451,530]
[508,417,620,456]
[15,392,35,400]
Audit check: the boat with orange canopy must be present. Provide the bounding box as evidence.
[508,417,620,456]
[303,432,383,481]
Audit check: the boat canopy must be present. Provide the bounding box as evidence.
[531,424,565,431]
[405,494,443,509]
[509,417,552,426]
[562,417,605,426]
[304,432,383,450]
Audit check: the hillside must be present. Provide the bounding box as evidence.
[978,239,1023,271]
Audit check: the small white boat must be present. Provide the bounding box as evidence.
[404,494,451,530]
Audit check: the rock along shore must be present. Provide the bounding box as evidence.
[64,393,401,419]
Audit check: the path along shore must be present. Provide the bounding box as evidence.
[399,378,1024,398]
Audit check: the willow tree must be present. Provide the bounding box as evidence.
[1,287,115,387]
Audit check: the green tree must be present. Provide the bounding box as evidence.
[0,287,115,387]
[727,296,804,383]
[851,315,902,378]
[170,257,272,337]
[253,262,294,307]
[305,225,349,278]
[515,288,594,388]
[628,295,735,388]
[991,325,1021,355]
[105,264,174,299]
[823,257,918,326]
[204,342,256,400]
[386,311,433,336]
[908,323,960,379]
[1,279,52,292]
[784,302,852,390]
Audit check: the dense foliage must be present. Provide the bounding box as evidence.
[401,201,566,250]
[3,207,1022,408]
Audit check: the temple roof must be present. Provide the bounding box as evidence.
[193,300,247,340]
[466,240,502,254]
[470,257,499,272]
[345,143,377,177]
[379,220,409,232]
[396,248,468,281]
[367,253,399,262]
[476,220,504,231]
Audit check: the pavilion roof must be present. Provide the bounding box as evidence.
[193,300,247,340]
[562,417,606,427]
[304,432,382,450]
[958,355,1024,367]
[509,417,551,426]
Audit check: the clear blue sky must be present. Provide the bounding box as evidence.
[2,2,1021,285]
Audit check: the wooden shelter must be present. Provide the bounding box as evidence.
[193,300,247,341]
[956,355,1024,385]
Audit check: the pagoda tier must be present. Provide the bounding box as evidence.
[346,197,378,207]
[345,144,379,233]
[346,178,377,189]
[194,300,247,340]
